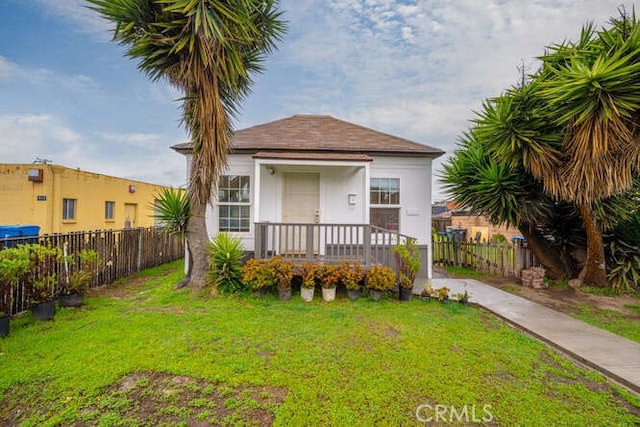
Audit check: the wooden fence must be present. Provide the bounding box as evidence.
[1,227,184,316]
[432,234,539,279]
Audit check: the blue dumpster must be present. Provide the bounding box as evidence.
[0,225,40,248]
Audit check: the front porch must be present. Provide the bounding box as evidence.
[253,222,430,280]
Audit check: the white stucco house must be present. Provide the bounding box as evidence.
[172,114,444,279]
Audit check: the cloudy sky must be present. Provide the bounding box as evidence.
[0,0,631,199]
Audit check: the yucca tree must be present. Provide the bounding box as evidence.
[452,10,640,287]
[88,0,286,289]
[152,187,189,237]
[151,187,190,286]
[441,129,579,279]
[533,10,640,286]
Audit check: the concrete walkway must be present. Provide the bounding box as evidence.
[421,278,640,393]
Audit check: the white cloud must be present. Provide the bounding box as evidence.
[0,114,78,162]
[0,56,17,80]
[0,113,186,187]
[4,0,631,199]
[97,132,164,149]
[271,0,627,199]
[36,0,112,40]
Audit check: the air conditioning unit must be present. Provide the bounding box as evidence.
[28,168,43,182]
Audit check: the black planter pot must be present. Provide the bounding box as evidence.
[399,287,413,301]
[369,289,383,301]
[347,288,361,301]
[59,293,84,308]
[32,300,56,321]
[278,288,292,301]
[253,288,268,298]
[459,297,469,305]
[0,315,9,338]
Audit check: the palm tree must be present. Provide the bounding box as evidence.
[88,0,286,289]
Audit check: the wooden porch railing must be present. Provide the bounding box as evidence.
[254,223,413,266]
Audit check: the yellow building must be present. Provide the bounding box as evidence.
[0,163,174,234]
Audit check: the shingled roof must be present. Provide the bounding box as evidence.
[171,114,444,158]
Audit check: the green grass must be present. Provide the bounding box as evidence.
[572,305,640,343]
[1,260,638,426]
[445,265,486,280]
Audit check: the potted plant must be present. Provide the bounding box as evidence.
[420,285,433,301]
[299,262,318,302]
[454,288,470,305]
[318,264,341,302]
[60,248,99,307]
[270,256,294,301]
[365,265,396,301]
[392,239,421,301]
[26,243,62,320]
[339,260,365,301]
[0,246,32,337]
[241,258,273,297]
[435,286,450,303]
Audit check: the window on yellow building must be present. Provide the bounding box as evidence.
[105,201,115,220]
[63,198,76,221]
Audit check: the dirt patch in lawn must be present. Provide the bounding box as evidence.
[89,372,287,426]
[0,372,287,426]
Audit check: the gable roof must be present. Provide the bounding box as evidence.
[171,114,445,158]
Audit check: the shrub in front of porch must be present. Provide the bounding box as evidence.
[270,257,294,300]
[298,262,320,302]
[241,258,274,296]
[365,265,396,301]
[208,233,245,294]
[339,261,365,300]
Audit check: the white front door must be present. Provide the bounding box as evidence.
[282,173,319,254]
[283,173,319,223]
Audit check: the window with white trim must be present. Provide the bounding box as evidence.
[370,178,400,230]
[218,175,250,232]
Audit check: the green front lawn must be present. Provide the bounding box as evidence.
[573,305,640,344]
[1,260,638,425]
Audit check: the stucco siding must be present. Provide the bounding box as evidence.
[0,164,170,234]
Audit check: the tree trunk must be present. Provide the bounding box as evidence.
[577,201,608,287]
[519,228,573,280]
[176,239,193,289]
[185,198,210,290]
